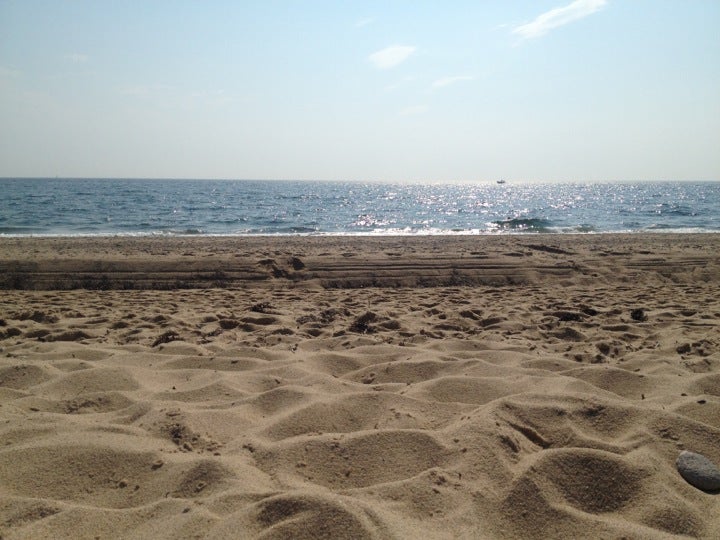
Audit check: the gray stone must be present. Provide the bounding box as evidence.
[676,451,720,491]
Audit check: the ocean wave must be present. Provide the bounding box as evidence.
[654,203,696,216]
[568,224,597,233]
[238,226,320,235]
[490,218,555,233]
[166,228,204,235]
[0,226,47,234]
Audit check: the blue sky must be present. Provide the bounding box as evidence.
[1,0,718,181]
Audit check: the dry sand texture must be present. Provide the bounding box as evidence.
[1,234,719,539]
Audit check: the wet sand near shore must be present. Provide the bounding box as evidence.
[1,234,719,538]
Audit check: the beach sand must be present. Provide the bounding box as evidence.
[1,234,719,539]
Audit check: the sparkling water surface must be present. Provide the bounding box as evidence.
[0,179,718,236]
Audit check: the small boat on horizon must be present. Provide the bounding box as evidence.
[497,179,506,184]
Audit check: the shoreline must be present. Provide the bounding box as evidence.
[1,229,718,239]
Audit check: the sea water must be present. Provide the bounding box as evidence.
[0,179,718,236]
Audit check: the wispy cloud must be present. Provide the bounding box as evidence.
[64,53,89,63]
[355,17,374,28]
[120,84,175,98]
[513,0,607,40]
[384,76,416,92]
[432,75,474,89]
[190,89,233,107]
[368,45,416,69]
[120,84,233,110]
[0,66,21,80]
[399,104,427,116]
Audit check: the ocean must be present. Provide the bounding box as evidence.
[0,179,718,236]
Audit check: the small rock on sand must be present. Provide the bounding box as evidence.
[676,451,720,491]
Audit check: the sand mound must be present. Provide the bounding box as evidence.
[1,234,719,538]
[208,492,392,540]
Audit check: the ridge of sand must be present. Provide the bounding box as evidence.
[1,234,719,539]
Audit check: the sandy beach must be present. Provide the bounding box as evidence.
[1,234,719,539]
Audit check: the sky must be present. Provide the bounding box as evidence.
[1,0,719,182]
